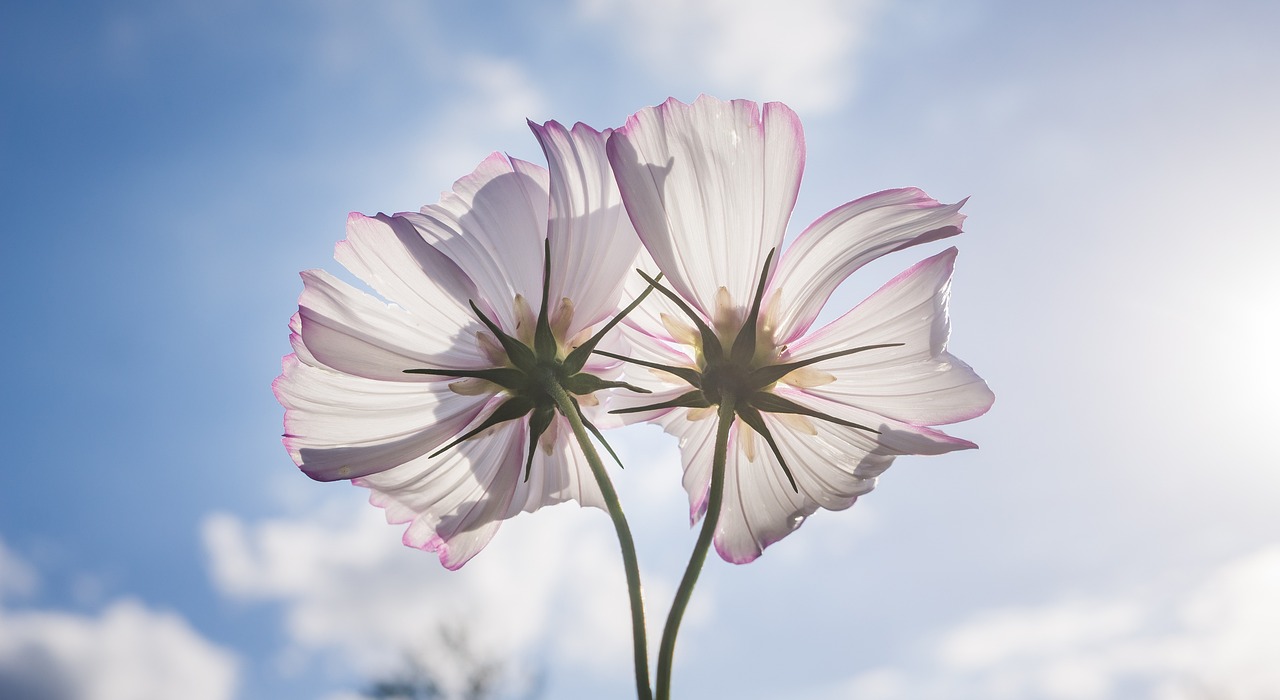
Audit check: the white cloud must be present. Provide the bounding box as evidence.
[826,545,1280,700]
[202,496,670,690]
[0,540,239,700]
[577,0,883,113]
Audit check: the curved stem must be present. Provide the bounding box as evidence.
[656,399,736,700]
[547,382,653,700]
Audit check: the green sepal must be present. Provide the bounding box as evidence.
[593,349,703,388]
[749,391,880,434]
[609,389,711,416]
[734,403,798,492]
[533,239,559,363]
[402,366,529,392]
[562,273,664,376]
[568,395,625,469]
[747,343,905,388]
[430,395,535,458]
[562,372,653,396]
[523,403,556,481]
[635,269,724,364]
[729,248,775,366]
[469,300,538,372]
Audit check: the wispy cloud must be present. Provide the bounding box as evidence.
[826,545,1280,700]
[576,0,884,113]
[202,498,670,689]
[0,539,239,700]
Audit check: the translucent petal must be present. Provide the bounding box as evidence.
[530,120,642,338]
[275,356,494,481]
[335,212,482,338]
[711,410,894,564]
[770,188,966,344]
[654,408,719,524]
[295,269,486,380]
[609,96,803,321]
[401,153,550,335]
[785,249,995,425]
[361,418,527,570]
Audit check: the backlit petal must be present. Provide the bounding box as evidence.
[295,269,487,380]
[274,355,492,481]
[335,212,481,336]
[402,153,550,334]
[530,120,642,337]
[609,96,804,321]
[786,248,995,425]
[770,188,966,344]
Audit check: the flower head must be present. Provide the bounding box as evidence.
[274,120,644,569]
[606,96,995,563]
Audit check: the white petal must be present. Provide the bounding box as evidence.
[357,408,609,569]
[655,407,719,524]
[274,355,492,481]
[335,212,482,336]
[295,269,488,381]
[360,417,527,570]
[608,96,804,321]
[530,120,642,337]
[713,417,812,564]
[770,188,966,343]
[402,153,550,334]
[775,385,980,454]
[785,248,995,425]
[710,407,910,564]
[510,412,607,513]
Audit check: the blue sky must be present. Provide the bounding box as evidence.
[3,1,1279,698]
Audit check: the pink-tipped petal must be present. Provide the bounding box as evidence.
[787,248,995,425]
[770,188,966,344]
[608,96,804,321]
[335,212,481,336]
[402,153,550,334]
[530,120,642,337]
[295,269,486,380]
[275,356,493,481]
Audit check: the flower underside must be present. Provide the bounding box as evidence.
[404,240,656,478]
[601,250,902,492]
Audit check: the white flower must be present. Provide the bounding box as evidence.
[605,96,995,563]
[274,120,642,569]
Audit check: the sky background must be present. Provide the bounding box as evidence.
[3,1,1279,699]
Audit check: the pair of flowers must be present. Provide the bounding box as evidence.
[275,94,992,572]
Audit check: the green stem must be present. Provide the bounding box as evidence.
[547,382,653,700]
[655,399,736,700]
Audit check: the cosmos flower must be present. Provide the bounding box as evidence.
[605,96,995,564]
[274,120,644,569]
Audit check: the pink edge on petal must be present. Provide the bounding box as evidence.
[762,100,806,213]
[418,534,466,571]
[713,535,762,565]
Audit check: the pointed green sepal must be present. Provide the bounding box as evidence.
[592,349,703,388]
[562,273,664,376]
[735,404,798,492]
[635,269,724,364]
[568,396,626,469]
[609,389,711,416]
[523,404,556,481]
[469,300,538,372]
[533,238,559,362]
[430,396,535,458]
[402,366,529,392]
[729,248,775,365]
[749,391,881,434]
[747,343,905,388]
[562,372,653,396]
